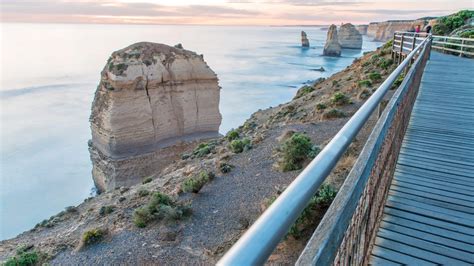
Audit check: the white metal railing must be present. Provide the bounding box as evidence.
[395,31,473,57]
[218,35,432,265]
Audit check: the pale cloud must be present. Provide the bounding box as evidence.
[0,0,472,25]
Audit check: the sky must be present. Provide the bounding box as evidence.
[0,0,472,25]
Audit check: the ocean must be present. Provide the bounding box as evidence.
[0,23,381,240]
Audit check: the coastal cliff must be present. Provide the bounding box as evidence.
[89,42,222,192]
[367,20,426,41]
[355,25,368,35]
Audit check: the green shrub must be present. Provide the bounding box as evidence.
[308,145,321,159]
[459,30,474,38]
[142,177,153,184]
[322,109,346,119]
[99,205,115,216]
[330,92,350,106]
[312,184,338,207]
[378,58,393,70]
[266,184,337,238]
[138,189,150,197]
[82,228,105,246]
[370,54,380,64]
[288,184,337,237]
[133,192,190,228]
[332,80,339,87]
[382,39,393,49]
[357,80,372,88]
[226,129,240,141]
[294,85,314,99]
[193,143,212,157]
[181,171,215,193]
[392,73,405,89]
[230,138,252,153]
[219,162,234,173]
[433,10,474,35]
[316,103,327,111]
[279,133,314,172]
[362,61,370,67]
[4,249,41,266]
[368,72,382,82]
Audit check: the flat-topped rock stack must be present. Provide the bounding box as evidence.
[89,42,222,192]
[339,23,363,49]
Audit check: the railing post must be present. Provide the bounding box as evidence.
[399,35,404,65]
[460,39,465,57]
[391,33,396,60]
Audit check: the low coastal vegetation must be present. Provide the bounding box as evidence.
[218,162,234,174]
[99,205,115,216]
[432,10,474,36]
[81,228,106,248]
[229,138,252,153]
[330,92,351,106]
[264,184,337,238]
[322,108,346,120]
[3,245,48,266]
[182,140,218,159]
[276,132,320,172]
[133,192,191,228]
[181,171,216,193]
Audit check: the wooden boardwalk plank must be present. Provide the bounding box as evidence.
[370,52,474,265]
[379,221,474,253]
[376,229,473,264]
[382,215,474,244]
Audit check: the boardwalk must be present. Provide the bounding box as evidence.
[369,52,474,265]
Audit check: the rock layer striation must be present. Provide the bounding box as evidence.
[323,24,342,56]
[89,42,222,192]
[338,23,363,49]
[367,20,426,41]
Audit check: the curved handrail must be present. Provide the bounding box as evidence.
[218,36,431,265]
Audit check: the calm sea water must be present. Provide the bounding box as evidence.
[0,23,381,240]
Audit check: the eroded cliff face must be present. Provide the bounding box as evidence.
[355,25,368,35]
[89,42,222,192]
[339,23,363,49]
[367,20,426,41]
[323,24,342,56]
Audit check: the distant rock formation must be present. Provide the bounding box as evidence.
[89,42,222,192]
[323,24,341,57]
[367,20,426,41]
[301,31,310,47]
[355,25,368,35]
[338,23,363,49]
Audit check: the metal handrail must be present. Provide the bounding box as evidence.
[395,31,473,56]
[218,36,431,266]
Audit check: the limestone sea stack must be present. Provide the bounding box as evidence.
[323,24,341,56]
[338,23,363,49]
[89,42,222,192]
[301,31,310,47]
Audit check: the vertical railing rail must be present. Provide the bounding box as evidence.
[218,36,432,266]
